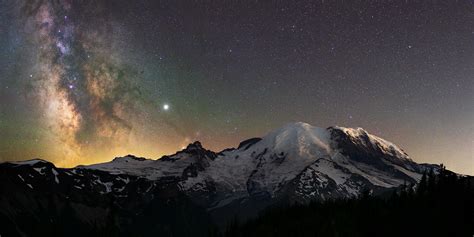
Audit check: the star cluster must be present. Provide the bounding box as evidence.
[0,1,472,174]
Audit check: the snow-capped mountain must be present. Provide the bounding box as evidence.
[80,122,430,204]
[0,122,438,234]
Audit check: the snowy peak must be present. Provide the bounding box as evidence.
[203,122,427,201]
[263,123,409,162]
[257,122,332,158]
[245,122,409,164]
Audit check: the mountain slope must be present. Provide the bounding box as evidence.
[0,122,439,235]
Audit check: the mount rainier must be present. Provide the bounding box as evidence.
[0,122,438,235]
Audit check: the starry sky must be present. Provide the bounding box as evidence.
[0,0,472,174]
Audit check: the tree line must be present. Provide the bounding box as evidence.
[221,165,473,237]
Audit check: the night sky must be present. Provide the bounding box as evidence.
[0,1,472,174]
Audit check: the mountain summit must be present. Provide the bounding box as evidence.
[0,122,438,234]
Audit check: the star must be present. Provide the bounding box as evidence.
[163,104,170,111]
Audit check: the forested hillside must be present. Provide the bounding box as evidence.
[224,165,473,237]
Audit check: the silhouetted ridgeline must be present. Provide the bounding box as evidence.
[223,165,473,237]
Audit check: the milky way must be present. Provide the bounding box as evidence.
[21,0,144,163]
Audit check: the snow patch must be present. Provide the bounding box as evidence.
[52,168,59,184]
[33,167,46,175]
[17,174,25,182]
